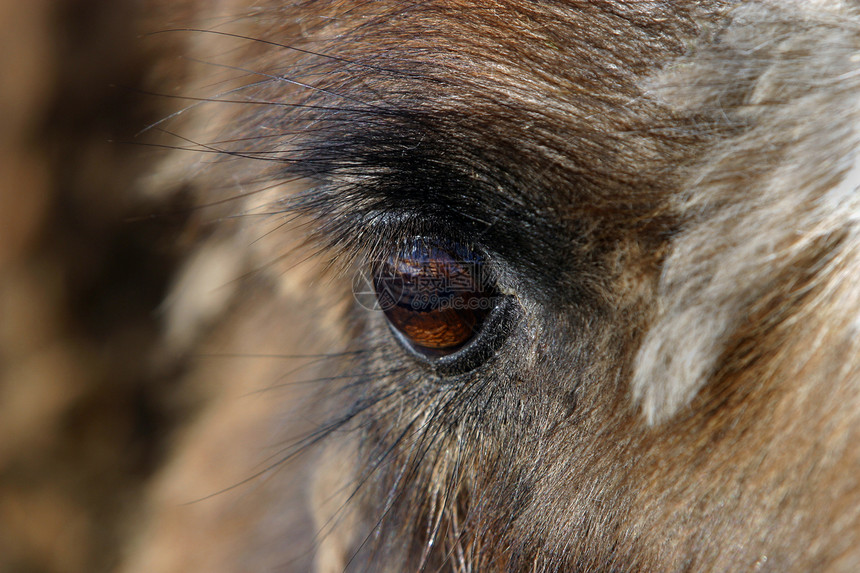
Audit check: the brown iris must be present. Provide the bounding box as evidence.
[373,241,496,357]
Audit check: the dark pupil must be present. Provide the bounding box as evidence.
[373,241,495,356]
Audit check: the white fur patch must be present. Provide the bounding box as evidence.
[633,3,860,424]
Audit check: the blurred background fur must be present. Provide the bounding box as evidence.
[0,2,191,571]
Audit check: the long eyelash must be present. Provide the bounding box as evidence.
[136,44,391,138]
[186,303,499,570]
[153,28,428,78]
[138,21,524,571]
[331,369,496,569]
[134,78,274,136]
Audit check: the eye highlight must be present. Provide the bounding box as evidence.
[373,240,497,358]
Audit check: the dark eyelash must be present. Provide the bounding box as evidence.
[288,183,495,275]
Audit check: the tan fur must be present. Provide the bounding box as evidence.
[2,1,859,572]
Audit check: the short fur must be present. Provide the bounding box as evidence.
[7,1,858,572]
[127,1,860,571]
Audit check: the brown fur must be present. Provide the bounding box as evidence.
[2,1,859,572]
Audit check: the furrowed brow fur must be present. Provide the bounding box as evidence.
[265,2,723,296]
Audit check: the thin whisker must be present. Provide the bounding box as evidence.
[180,54,384,110]
[150,28,423,77]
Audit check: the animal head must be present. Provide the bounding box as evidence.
[123,2,860,571]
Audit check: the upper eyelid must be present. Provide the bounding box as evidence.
[340,209,460,262]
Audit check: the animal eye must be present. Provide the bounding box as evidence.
[373,240,498,358]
